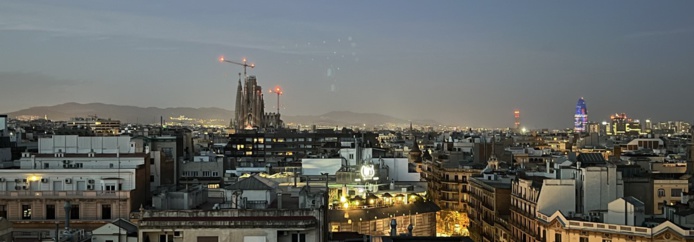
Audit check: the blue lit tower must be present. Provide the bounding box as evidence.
[574,97,588,132]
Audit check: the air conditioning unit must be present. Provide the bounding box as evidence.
[22,185,28,190]
[63,164,69,168]
[87,184,94,190]
[88,179,95,184]
[15,178,22,183]
[65,178,72,184]
[14,186,21,190]
[22,178,27,183]
[41,178,49,183]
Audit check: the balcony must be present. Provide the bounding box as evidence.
[441,196,458,202]
[510,206,534,219]
[0,190,130,199]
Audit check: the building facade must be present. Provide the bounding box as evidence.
[574,98,588,133]
[468,174,512,242]
[136,209,321,242]
[233,75,282,130]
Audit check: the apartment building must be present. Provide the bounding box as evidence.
[468,173,512,242]
[0,135,150,233]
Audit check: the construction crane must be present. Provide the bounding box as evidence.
[218,56,255,78]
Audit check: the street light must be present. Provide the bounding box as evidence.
[269,86,283,115]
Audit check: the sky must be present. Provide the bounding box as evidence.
[1,1,694,129]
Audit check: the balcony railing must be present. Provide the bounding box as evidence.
[0,190,130,199]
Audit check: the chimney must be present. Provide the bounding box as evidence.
[64,201,71,230]
[390,219,397,237]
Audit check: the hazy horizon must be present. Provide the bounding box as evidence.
[2,1,694,129]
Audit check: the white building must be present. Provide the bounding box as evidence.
[91,218,138,242]
[605,197,645,226]
[0,135,150,233]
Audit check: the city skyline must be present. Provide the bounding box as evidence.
[2,1,694,128]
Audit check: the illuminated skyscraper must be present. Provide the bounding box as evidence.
[574,98,588,133]
[514,109,520,130]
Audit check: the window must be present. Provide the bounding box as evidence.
[602,240,612,242]
[672,188,683,197]
[150,175,155,182]
[349,154,354,159]
[160,235,174,242]
[212,172,219,177]
[579,237,588,242]
[70,205,79,219]
[161,147,173,158]
[44,163,50,168]
[554,233,562,242]
[196,236,218,242]
[658,188,665,197]
[291,234,306,242]
[202,171,211,177]
[46,204,56,220]
[0,205,6,218]
[101,204,111,219]
[22,205,31,220]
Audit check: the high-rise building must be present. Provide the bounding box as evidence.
[233,75,282,130]
[513,109,520,131]
[574,97,588,133]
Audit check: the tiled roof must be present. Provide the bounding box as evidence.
[577,153,606,165]
[226,175,278,190]
[112,218,138,234]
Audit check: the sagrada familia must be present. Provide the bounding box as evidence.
[232,75,283,130]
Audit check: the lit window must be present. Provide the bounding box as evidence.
[22,205,31,220]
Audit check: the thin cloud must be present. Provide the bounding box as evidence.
[625,28,694,39]
[0,2,336,56]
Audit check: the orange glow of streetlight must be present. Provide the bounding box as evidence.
[218,56,225,62]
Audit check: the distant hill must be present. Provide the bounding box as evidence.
[8,103,233,125]
[7,103,440,127]
[285,111,408,127]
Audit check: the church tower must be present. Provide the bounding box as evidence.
[233,74,282,130]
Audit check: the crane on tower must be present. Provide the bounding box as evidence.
[219,56,255,78]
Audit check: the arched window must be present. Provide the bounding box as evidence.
[658,188,665,197]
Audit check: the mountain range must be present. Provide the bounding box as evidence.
[6,103,439,127]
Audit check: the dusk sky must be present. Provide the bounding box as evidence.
[2,1,694,128]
